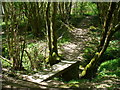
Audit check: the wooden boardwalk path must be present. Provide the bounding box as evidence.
[22,60,81,83]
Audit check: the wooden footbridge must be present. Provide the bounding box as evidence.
[22,60,81,84]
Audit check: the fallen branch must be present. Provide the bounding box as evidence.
[0,55,12,64]
[59,21,76,31]
[57,32,65,41]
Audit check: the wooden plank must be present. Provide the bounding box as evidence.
[22,60,81,83]
[43,60,80,81]
[43,60,81,81]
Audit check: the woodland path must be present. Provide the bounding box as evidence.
[59,16,96,61]
[25,16,97,61]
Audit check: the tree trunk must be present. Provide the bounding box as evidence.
[52,2,58,55]
[50,2,60,66]
[46,2,53,65]
[46,2,61,66]
[98,2,116,51]
[81,2,119,79]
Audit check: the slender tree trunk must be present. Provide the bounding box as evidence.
[99,2,116,51]
[46,2,60,66]
[46,2,52,64]
[52,2,58,56]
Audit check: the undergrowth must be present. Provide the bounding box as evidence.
[98,58,120,77]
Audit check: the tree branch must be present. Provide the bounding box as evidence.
[0,55,12,64]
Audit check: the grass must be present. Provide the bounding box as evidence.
[98,58,120,77]
[2,59,11,68]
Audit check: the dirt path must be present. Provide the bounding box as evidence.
[59,16,95,61]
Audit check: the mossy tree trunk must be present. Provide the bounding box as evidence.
[46,2,52,64]
[81,2,120,79]
[52,2,58,55]
[98,2,117,51]
[46,2,61,66]
[50,2,60,66]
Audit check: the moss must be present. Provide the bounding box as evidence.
[89,26,97,31]
[81,70,86,76]
[81,52,100,77]
[56,57,60,61]
[45,57,49,62]
[52,52,56,57]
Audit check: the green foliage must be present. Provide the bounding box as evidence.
[57,28,71,44]
[113,31,120,40]
[82,47,95,66]
[58,35,71,44]
[69,16,85,28]
[2,45,9,58]
[89,26,97,31]
[2,59,11,68]
[83,38,120,67]
[98,58,120,77]
[1,22,5,28]
[72,2,98,16]
[22,59,31,71]
[23,42,46,71]
[83,2,98,15]
[68,80,79,84]
[27,43,35,48]
[101,40,120,61]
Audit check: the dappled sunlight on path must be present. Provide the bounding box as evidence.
[59,16,95,61]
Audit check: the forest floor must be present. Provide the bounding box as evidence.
[2,16,120,89]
